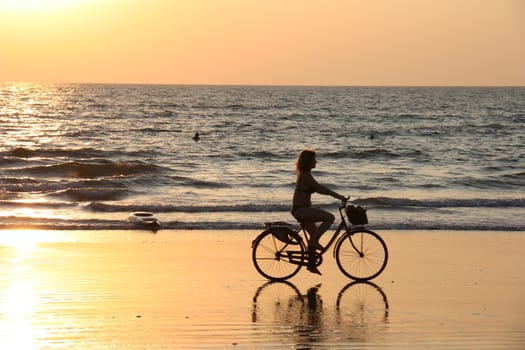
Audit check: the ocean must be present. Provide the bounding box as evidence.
[1,83,524,231]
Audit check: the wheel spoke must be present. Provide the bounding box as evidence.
[336,230,388,280]
[252,230,304,281]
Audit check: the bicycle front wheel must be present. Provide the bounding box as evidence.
[252,230,305,281]
[335,229,388,281]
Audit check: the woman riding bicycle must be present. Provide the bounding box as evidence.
[291,149,346,275]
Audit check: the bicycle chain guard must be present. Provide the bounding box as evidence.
[284,250,323,267]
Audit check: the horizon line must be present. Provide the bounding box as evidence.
[2,81,525,88]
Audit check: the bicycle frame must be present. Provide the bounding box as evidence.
[297,204,362,258]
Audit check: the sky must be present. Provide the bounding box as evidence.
[0,0,524,86]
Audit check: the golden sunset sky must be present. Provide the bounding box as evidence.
[1,0,524,85]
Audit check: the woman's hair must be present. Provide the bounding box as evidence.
[296,149,316,173]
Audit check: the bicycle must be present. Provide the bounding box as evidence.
[251,198,388,281]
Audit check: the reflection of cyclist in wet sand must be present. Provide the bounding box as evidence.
[291,149,346,275]
[251,281,389,345]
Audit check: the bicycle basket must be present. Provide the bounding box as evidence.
[346,205,368,225]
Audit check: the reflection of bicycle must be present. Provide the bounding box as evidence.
[251,281,389,341]
[251,281,305,324]
[251,200,388,281]
[336,281,389,328]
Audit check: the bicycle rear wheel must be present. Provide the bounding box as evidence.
[335,229,388,281]
[252,230,305,281]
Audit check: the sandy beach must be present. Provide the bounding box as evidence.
[0,229,524,349]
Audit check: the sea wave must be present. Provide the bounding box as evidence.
[354,197,525,208]
[1,197,522,215]
[325,148,426,160]
[4,147,115,159]
[84,202,289,213]
[0,177,128,193]
[84,197,525,214]
[47,188,131,201]
[452,175,525,189]
[1,147,161,160]
[0,216,523,231]
[5,161,163,178]
[129,127,179,133]
[0,200,77,209]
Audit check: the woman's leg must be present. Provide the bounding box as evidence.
[293,207,334,246]
[293,207,334,275]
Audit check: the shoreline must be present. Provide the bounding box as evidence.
[1,226,524,232]
[1,229,524,349]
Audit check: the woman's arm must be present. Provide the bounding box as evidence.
[306,173,345,200]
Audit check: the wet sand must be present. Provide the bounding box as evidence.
[0,229,524,349]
